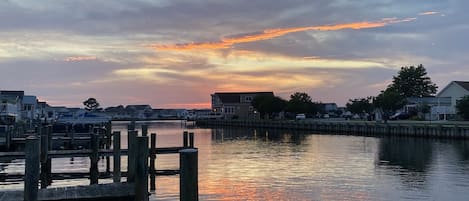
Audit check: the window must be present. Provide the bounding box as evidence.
[245,96,253,102]
[224,106,235,114]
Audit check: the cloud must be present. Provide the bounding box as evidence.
[64,56,97,62]
[151,17,417,51]
[419,11,440,16]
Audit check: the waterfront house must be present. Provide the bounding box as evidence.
[45,106,70,121]
[436,81,469,119]
[0,95,20,124]
[125,105,153,119]
[36,101,48,120]
[0,91,24,122]
[104,105,127,119]
[22,95,37,120]
[405,97,452,120]
[211,92,274,119]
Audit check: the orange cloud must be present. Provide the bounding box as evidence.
[151,17,416,51]
[419,11,439,16]
[64,56,97,62]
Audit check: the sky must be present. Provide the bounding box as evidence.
[1,0,468,108]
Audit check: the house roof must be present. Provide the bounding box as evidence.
[454,81,469,92]
[126,105,152,110]
[213,92,274,104]
[0,90,24,97]
[23,96,37,105]
[437,81,469,96]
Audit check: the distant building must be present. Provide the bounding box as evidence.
[22,95,37,120]
[435,81,469,119]
[211,92,274,119]
[320,103,338,113]
[125,105,153,119]
[0,95,20,124]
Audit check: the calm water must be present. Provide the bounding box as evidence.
[2,120,469,201]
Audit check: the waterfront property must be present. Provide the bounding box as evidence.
[197,119,469,139]
[435,81,469,118]
[211,91,274,119]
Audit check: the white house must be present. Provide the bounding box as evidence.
[22,95,37,120]
[436,81,469,119]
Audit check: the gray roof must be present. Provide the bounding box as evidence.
[454,81,469,92]
[23,95,37,105]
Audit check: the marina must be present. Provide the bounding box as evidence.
[0,121,199,201]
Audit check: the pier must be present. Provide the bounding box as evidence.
[196,119,469,139]
[0,123,199,201]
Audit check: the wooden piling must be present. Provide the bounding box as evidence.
[142,125,148,137]
[183,131,189,147]
[46,125,52,185]
[135,136,149,201]
[127,130,138,183]
[40,126,48,189]
[25,136,40,201]
[189,132,194,148]
[150,133,157,191]
[90,133,99,185]
[105,123,112,174]
[113,131,121,183]
[180,148,199,201]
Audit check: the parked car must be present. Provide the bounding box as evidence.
[295,113,306,120]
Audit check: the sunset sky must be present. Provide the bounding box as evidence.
[1,0,468,108]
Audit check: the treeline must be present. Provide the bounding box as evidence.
[346,64,436,119]
[252,92,322,119]
[253,64,469,120]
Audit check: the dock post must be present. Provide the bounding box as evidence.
[142,124,148,137]
[70,128,75,149]
[90,133,100,185]
[25,136,40,201]
[183,131,189,147]
[135,136,149,201]
[105,123,111,174]
[150,133,157,191]
[5,127,11,151]
[40,126,49,189]
[129,120,136,131]
[127,130,138,182]
[189,132,194,148]
[46,125,52,185]
[180,148,199,201]
[113,131,121,183]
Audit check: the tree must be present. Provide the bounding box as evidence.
[388,64,438,97]
[252,94,287,119]
[374,89,406,115]
[346,97,374,114]
[83,97,100,111]
[286,92,318,115]
[456,95,469,120]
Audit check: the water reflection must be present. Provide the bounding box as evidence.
[378,137,434,172]
[211,127,308,145]
[1,121,469,201]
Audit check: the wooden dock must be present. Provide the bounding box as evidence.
[0,123,199,201]
[196,119,469,139]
